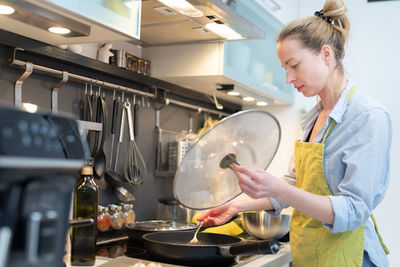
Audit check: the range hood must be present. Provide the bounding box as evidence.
[0,0,264,46]
[140,0,265,46]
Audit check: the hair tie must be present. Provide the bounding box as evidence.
[314,9,333,24]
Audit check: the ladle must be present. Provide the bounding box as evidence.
[114,186,135,202]
[93,94,108,189]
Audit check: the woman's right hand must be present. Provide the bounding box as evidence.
[196,202,238,227]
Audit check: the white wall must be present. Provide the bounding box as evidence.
[267,0,400,265]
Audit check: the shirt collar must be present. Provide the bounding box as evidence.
[300,79,354,129]
[328,80,354,124]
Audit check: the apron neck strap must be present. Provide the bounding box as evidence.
[322,86,357,144]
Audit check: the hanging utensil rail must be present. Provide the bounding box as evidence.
[10,49,230,117]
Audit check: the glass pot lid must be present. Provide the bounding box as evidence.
[173,110,281,210]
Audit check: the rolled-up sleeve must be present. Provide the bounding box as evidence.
[267,154,297,216]
[323,108,392,233]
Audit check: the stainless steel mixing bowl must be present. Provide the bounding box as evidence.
[240,211,290,240]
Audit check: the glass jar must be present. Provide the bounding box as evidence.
[144,60,151,76]
[97,206,111,232]
[138,58,145,74]
[121,203,136,227]
[109,204,123,229]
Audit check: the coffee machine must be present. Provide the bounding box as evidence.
[0,105,89,267]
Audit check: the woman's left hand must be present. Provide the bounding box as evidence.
[232,164,285,199]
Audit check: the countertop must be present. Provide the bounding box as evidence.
[69,244,292,267]
[234,244,291,267]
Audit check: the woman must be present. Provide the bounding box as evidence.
[197,0,392,266]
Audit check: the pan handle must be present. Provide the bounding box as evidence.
[220,239,280,257]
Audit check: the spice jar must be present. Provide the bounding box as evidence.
[126,54,139,72]
[109,204,123,229]
[137,58,145,74]
[121,203,136,227]
[144,60,151,76]
[97,206,111,232]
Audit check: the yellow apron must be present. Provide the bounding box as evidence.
[290,86,388,267]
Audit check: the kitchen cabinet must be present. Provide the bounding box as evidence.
[224,0,296,104]
[0,0,142,45]
[145,0,296,105]
[0,0,265,47]
[252,0,299,25]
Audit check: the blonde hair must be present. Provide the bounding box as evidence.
[277,0,350,71]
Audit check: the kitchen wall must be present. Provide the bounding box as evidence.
[0,44,206,221]
[263,0,400,265]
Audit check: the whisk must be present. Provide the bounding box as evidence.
[123,100,147,186]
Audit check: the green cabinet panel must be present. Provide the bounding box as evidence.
[224,1,294,104]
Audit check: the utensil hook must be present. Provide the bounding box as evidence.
[188,116,193,133]
[213,91,223,110]
[155,110,161,129]
[14,62,33,108]
[89,80,93,96]
[153,87,166,110]
[92,80,98,96]
[52,71,68,113]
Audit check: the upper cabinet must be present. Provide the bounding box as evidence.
[145,0,299,106]
[0,0,142,44]
[251,0,299,25]
[0,0,265,46]
[225,0,299,103]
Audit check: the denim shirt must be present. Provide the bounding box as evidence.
[269,81,392,266]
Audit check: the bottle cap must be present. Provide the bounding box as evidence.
[81,165,93,175]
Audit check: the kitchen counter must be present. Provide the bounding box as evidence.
[234,244,291,267]
[73,244,292,267]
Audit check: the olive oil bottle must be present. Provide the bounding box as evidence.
[71,164,98,266]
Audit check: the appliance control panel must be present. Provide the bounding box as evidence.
[0,105,89,160]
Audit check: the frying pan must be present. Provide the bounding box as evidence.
[128,220,197,244]
[143,231,280,266]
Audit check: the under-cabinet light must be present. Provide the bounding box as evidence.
[227,91,240,96]
[256,101,268,107]
[158,0,203,17]
[217,84,274,105]
[0,4,14,15]
[22,103,38,113]
[205,23,242,40]
[243,96,255,102]
[48,26,71,35]
[2,0,90,37]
